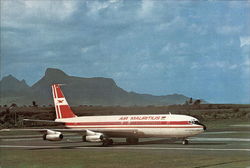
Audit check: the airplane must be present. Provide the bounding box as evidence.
[4,84,206,146]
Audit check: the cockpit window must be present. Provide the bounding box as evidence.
[189,120,200,124]
[194,121,200,124]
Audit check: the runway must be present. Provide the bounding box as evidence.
[1,130,250,152]
[1,129,250,147]
[1,144,250,152]
[1,126,250,168]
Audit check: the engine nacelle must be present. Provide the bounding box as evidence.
[43,130,63,141]
[85,134,104,142]
[82,130,104,142]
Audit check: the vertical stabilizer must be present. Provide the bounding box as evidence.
[51,84,77,119]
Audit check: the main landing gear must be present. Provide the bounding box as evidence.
[182,139,189,145]
[102,139,113,146]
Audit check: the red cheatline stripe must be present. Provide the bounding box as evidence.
[65,121,191,126]
[65,126,203,129]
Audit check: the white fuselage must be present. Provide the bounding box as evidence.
[56,114,204,138]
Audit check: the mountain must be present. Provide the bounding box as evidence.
[0,68,194,106]
[0,75,30,92]
[0,75,33,105]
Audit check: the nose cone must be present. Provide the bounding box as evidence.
[203,125,206,130]
[200,123,206,131]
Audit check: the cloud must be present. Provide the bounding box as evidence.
[24,1,77,20]
[240,36,250,47]
[190,61,242,72]
[216,25,242,35]
[156,16,186,32]
[87,1,112,14]
[188,24,207,35]
[138,0,155,18]
[1,0,250,103]
[80,46,94,54]
[1,0,78,29]
[86,0,123,17]
[229,1,250,9]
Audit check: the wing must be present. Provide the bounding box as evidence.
[23,119,63,123]
[23,119,65,126]
[0,128,140,137]
[0,128,85,134]
[2,119,140,137]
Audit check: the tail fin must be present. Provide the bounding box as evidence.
[51,84,77,119]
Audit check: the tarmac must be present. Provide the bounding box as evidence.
[1,125,250,168]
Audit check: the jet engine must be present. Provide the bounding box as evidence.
[43,129,63,141]
[82,130,104,142]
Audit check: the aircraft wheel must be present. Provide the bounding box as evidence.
[108,139,113,145]
[182,139,189,145]
[43,134,47,140]
[82,135,86,142]
[102,139,113,146]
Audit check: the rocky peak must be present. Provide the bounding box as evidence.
[0,75,30,91]
[1,75,19,83]
[45,68,68,78]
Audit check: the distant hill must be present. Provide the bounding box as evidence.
[0,75,33,105]
[0,68,196,106]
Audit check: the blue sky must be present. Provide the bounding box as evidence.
[1,0,250,104]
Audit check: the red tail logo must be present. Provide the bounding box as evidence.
[57,100,64,103]
[52,84,77,119]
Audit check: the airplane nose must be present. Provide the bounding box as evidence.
[198,122,206,131]
[203,125,206,130]
[194,121,206,131]
[200,123,206,131]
